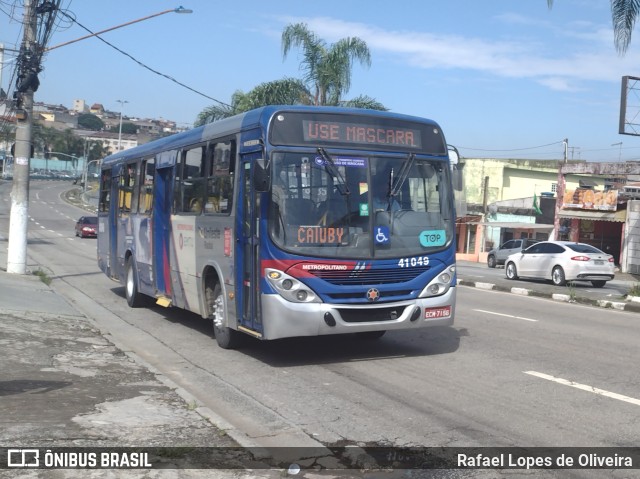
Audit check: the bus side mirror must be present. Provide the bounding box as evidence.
[448,145,464,192]
[253,158,270,192]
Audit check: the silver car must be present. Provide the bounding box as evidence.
[504,241,615,287]
[487,238,539,268]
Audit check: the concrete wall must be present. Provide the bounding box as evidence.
[623,200,640,274]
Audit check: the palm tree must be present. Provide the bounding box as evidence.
[610,0,640,53]
[195,78,310,126]
[281,22,372,106]
[195,23,386,124]
[548,0,638,54]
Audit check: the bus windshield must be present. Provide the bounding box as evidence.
[268,151,454,259]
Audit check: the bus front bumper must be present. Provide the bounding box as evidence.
[260,287,456,340]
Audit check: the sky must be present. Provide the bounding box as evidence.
[2,0,640,162]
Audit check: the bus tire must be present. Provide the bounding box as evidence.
[125,256,146,308]
[207,282,241,350]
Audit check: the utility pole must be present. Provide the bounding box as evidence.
[553,138,568,241]
[7,0,37,274]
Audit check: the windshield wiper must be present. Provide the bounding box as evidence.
[389,152,415,198]
[317,148,350,195]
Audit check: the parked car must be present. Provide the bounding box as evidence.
[75,216,98,238]
[504,241,615,287]
[487,238,539,268]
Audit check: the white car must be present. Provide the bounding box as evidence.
[504,241,615,288]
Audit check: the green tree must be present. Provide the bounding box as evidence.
[195,78,310,126]
[548,0,638,53]
[120,122,138,134]
[281,22,372,106]
[86,140,109,162]
[32,124,61,157]
[77,113,104,131]
[1,122,15,152]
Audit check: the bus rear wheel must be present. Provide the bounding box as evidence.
[206,282,241,350]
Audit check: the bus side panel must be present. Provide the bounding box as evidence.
[169,215,197,312]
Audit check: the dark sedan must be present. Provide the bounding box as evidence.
[75,216,98,238]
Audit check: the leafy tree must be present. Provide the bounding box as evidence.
[1,122,15,152]
[77,113,104,131]
[548,0,638,53]
[32,124,60,158]
[195,79,310,126]
[86,140,109,162]
[339,95,388,111]
[120,122,138,134]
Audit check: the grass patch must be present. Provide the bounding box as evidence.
[33,269,52,285]
[628,283,640,297]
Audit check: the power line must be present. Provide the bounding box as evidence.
[457,140,566,152]
[55,9,231,108]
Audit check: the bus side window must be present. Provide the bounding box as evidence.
[139,158,154,215]
[206,140,235,214]
[119,162,138,214]
[99,170,111,213]
[177,146,206,214]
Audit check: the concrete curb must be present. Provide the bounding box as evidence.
[457,279,640,313]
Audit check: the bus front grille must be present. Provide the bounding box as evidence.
[310,266,429,285]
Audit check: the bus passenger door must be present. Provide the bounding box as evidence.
[108,171,119,280]
[152,166,173,300]
[236,154,262,334]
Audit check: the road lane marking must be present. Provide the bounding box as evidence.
[473,309,538,322]
[524,371,640,407]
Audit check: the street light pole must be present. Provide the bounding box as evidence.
[117,99,128,151]
[82,159,101,193]
[45,7,193,52]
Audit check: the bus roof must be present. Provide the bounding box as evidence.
[100,105,443,167]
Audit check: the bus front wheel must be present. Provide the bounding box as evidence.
[125,257,146,308]
[207,282,241,350]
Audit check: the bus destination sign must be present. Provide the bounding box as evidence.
[302,120,422,149]
[269,112,447,153]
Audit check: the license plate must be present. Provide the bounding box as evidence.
[594,260,604,265]
[424,306,451,319]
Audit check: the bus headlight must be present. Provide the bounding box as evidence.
[419,265,456,298]
[265,268,321,303]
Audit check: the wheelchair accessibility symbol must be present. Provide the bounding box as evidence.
[374,226,390,244]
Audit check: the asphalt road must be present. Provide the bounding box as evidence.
[3,180,640,479]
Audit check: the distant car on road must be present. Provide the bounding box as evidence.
[75,216,98,238]
[487,238,539,268]
[504,241,615,287]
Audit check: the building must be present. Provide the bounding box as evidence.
[455,157,638,269]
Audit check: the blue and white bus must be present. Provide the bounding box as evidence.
[97,106,458,349]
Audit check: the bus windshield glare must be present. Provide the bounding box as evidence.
[268,151,454,259]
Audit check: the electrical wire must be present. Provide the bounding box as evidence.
[55,9,231,108]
